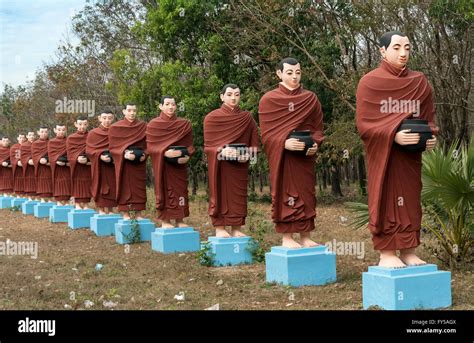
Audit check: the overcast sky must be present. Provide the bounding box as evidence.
[0,0,87,88]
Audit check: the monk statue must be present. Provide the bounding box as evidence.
[32,126,53,202]
[356,31,438,268]
[86,110,118,215]
[10,133,26,198]
[66,116,92,210]
[204,84,260,238]
[259,58,325,248]
[48,124,71,206]
[108,103,147,220]
[0,136,13,197]
[20,131,37,200]
[147,96,195,228]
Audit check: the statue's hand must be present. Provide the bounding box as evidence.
[17,160,22,167]
[220,147,238,159]
[1,162,8,167]
[28,159,34,166]
[237,153,250,163]
[39,158,47,165]
[425,136,437,151]
[306,143,318,156]
[124,150,135,160]
[77,156,88,164]
[285,138,305,151]
[165,149,182,158]
[394,129,420,145]
[100,155,111,163]
[177,155,190,164]
[56,161,66,166]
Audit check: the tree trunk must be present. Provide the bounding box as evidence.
[322,167,328,189]
[358,154,367,196]
[331,165,343,196]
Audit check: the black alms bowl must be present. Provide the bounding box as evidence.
[395,119,433,153]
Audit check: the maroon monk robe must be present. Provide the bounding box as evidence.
[10,143,24,195]
[66,131,92,203]
[109,119,147,212]
[356,59,438,251]
[204,104,260,226]
[147,112,195,220]
[0,146,13,193]
[20,141,36,196]
[48,137,71,201]
[259,84,325,233]
[32,138,53,197]
[86,125,117,208]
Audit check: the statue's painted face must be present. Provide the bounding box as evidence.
[99,113,115,128]
[37,128,49,140]
[277,63,301,90]
[123,105,137,122]
[27,131,35,142]
[1,137,10,147]
[380,35,410,68]
[17,134,26,144]
[74,120,88,132]
[220,88,240,108]
[54,125,66,138]
[159,98,177,116]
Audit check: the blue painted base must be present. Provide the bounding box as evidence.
[49,205,74,223]
[202,236,254,266]
[151,227,200,254]
[0,196,14,209]
[91,214,122,237]
[362,264,452,310]
[11,198,28,207]
[265,245,337,287]
[21,200,40,214]
[67,209,97,229]
[33,202,56,218]
[114,219,156,244]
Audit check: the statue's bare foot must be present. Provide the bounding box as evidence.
[230,228,247,237]
[282,235,302,249]
[378,255,406,268]
[98,210,106,215]
[161,222,174,229]
[300,233,319,247]
[177,222,189,228]
[216,228,231,238]
[399,251,427,266]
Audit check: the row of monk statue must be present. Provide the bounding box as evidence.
[0,31,438,269]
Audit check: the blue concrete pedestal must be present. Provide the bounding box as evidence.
[91,214,122,237]
[202,236,254,266]
[0,196,14,209]
[362,264,452,310]
[67,209,96,229]
[22,200,39,214]
[34,202,56,218]
[11,198,28,207]
[265,245,337,287]
[114,219,156,244]
[151,227,200,254]
[49,205,74,223]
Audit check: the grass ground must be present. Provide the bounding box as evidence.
[0,187,472,310]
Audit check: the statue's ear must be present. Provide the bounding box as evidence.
[276,69,283,80]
